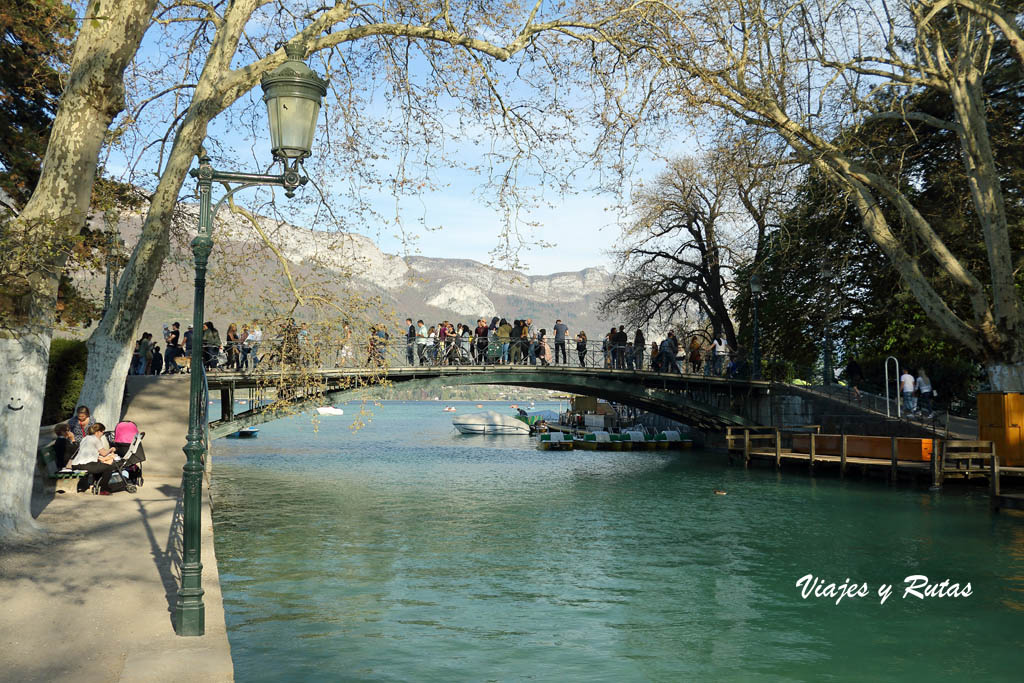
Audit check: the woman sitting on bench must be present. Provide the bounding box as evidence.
[69,423,118,494]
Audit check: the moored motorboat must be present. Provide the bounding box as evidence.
[453,411,531,435]
[655,430,692,449]
[538,432,574,450]
[622,430,656,450]
[316,406,345,416]
[227,427,259,439]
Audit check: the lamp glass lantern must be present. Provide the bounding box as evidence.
[261,44,328,163]
[749,273,762,295]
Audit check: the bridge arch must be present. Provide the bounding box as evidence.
[208,366,763,438]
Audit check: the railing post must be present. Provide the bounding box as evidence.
[890,437,898,482]
[929,439,942,491]
[809,433,815,472]
[774,429,781,469]
[220,386,233,422]
[840,434,847,479]
[743,429,750,468]
[990,446,1000,500]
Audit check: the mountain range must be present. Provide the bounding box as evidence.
[73,205,617,341]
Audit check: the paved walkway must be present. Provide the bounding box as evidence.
[0,376,234,682]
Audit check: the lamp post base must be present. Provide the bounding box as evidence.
[174,589,206,636]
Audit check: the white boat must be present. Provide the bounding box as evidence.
[453,411,530,435]
[316,406,345,416]
[443,406,457,412]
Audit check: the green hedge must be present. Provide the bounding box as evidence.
[43,338,89,425]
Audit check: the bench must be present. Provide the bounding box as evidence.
[37,442,87,482]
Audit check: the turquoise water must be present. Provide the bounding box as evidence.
[211,402,1024,681]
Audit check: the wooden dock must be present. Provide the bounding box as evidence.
[725,427,1023,510]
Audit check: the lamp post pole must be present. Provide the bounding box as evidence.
[175,43,326,637]
[176,163,213,637]
[175,160,311,637]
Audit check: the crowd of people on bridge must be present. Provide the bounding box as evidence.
[396,317,743,376]
[127,313,758,378]
[130,321,266,375]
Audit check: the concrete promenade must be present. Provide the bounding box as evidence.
[0,376,234,682]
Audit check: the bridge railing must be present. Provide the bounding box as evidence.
[213,336,777,379]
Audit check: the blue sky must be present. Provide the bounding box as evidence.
[111,14,698,276]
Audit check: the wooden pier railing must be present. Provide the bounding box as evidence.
[723,428,1019,505]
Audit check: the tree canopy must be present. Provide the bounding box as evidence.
[0,0,76,206]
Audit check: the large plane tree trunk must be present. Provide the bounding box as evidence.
[0,0,157,540]
[78,95,217,424]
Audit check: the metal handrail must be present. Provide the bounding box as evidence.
[885,356,900,419]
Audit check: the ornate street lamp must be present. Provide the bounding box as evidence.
[750,273,762,380]
[175,43,326,637]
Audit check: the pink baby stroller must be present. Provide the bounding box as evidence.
[113,420,147,487]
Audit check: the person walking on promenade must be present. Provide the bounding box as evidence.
[915,369,935,418]
[553,319,568,364]
[135,333,152,375]
[149,344,163,375]
[633,329,645,370]
[163,322,181,374]
[900,368,916,415]
[576,331,588,367]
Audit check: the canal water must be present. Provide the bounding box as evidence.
[210,401,1024,681]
